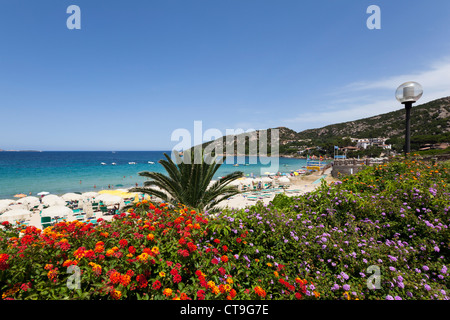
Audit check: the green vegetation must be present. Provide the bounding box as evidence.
[129,151,243,211]
[1,157,448,300]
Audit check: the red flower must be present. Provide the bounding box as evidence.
[152,280,161,290]
[119,239,128,248]
[221,255,229,263]
[170,268,178,276]
[295,292,302,299]
[136,274,148,288]
[211,258,219,265]
[197,290,205,300]
[128,246,136,254]
[236,238,242,243]
[222,245,228,252]
[187,242,197,252]
[214,239,220,244]
[173,274,182,284]
[178,238,186,245]
[218,267,226,276]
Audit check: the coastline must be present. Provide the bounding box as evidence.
[0,168,336,229]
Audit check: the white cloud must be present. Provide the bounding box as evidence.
[284,57,450,131]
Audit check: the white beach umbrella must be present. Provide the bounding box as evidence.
[41,206,73,218]
[7,204,28,211]
[278,177,291,184]
[42,195,66,207]
[0,205,11,214]
[37,191,50,196]
[16,196,40,208]
[61,193,82,201]
[261,177,272,182]
[95,194,123,205]
[0,209,32,222]
[81,192,99,199]
[0,199,15,207]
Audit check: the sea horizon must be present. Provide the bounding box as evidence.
[0,150,313,200]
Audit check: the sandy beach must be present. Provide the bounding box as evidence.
[217,167,336,210]
[0,167,336,230]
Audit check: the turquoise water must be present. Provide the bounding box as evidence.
[0,151,310,199]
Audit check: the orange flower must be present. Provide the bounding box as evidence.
[120,274,131,286]
[147,234,155,241]
[47,269,58,281]
[109,271,121,284]
[137,252,149,262]
[221,255,229,263]
[163,288,173,297]
[151,246,160,255]
[254,286,266,298]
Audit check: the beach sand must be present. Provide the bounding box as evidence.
[216,167,337,210]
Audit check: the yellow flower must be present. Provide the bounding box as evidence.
[207,280,215,289]
[267,263,272,267]
[212,286,220,295]
[159,271,166,277]
[226,278,234,284]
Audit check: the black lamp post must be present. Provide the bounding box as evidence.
[395,82,423,156]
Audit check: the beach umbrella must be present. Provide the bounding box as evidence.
[14,194,27,198]
[278,177,291,184]
[42,195,66,207]
[0,199,15,206]
[61,193,82,201]
[263,172,271,175]
[261,177,272,182]
[0,209,31,222]
[37,191,50,196]
[95,194,123,205]
[41,206,72,218]
[81,192,99,199]
[16,196,40,206]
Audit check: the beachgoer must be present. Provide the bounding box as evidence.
[94,185,96,189]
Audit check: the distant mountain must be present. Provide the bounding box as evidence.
[295,96,450,140]
[190,96,450,156]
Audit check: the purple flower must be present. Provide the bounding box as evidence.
[331,284,340,291]
[441,266,447,274]
[343,284,350,291]
[422,265,429,271]
[385,295,394,300]
[424,284,431,291]
[394,296,402,300]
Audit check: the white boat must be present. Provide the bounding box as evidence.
[112,163,117,165]
[101,162,107,165]
[148,161,155,164]
[128,162,136,165]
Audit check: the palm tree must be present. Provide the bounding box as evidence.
[128,150,243,211]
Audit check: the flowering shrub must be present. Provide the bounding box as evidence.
[0,157,448,300]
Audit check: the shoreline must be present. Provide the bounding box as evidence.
[0,168,337,229]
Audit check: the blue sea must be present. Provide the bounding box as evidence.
[0,151,309,199]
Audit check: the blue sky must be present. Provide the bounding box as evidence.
[1,0,450,151]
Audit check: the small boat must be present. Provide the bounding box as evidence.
[128,162,136,165]
[112,163,117,165]
[233,164,239,167]
[148,161,155,164]
[101,162,107,165]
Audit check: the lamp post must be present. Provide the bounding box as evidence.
[395,82,423,156]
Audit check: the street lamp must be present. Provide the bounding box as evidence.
[395,81,423,156]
